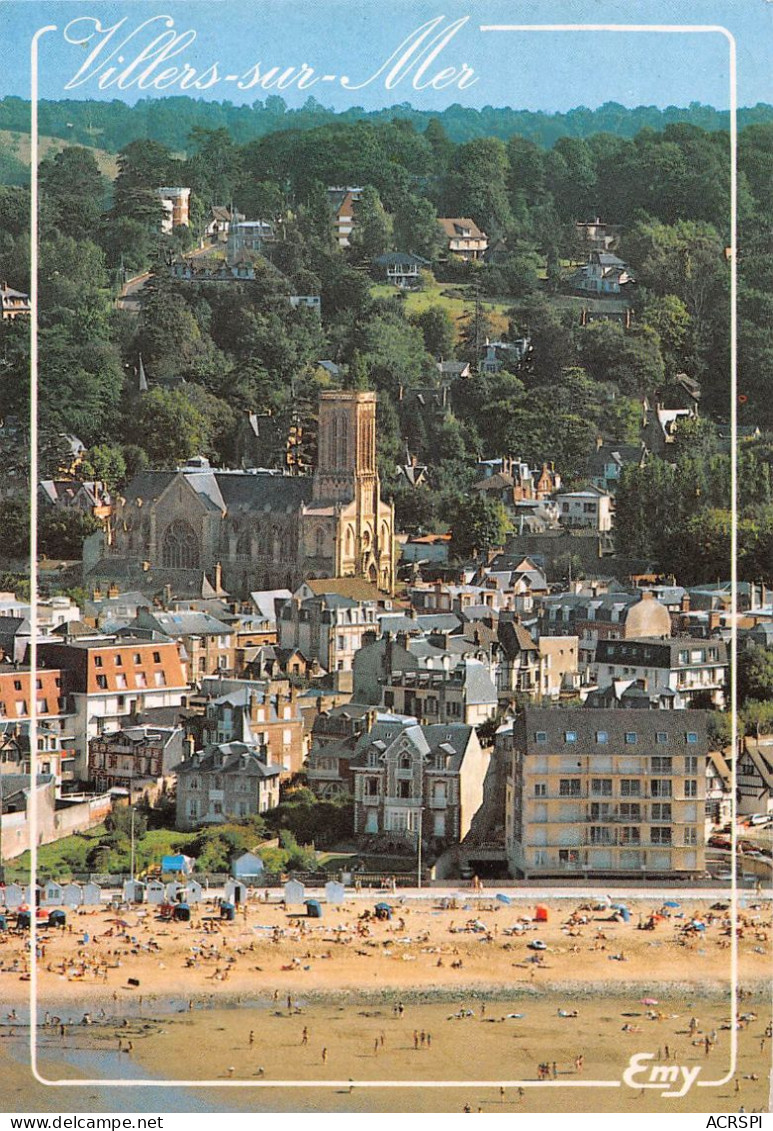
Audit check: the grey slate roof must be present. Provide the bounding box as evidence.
[513,706,709,756]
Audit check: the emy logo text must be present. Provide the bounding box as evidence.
[623,1052,701,1098]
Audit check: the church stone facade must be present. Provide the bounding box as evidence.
[108,391,394,597]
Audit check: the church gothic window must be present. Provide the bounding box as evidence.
[338,414,348,467]
[162,520,200,569]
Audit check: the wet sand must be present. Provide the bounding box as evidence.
[9,989,771,1114]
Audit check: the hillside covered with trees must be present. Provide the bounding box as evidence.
[0,104,771,583]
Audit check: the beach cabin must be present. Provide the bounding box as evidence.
[224,880,248,906]
[220,901,236,921]
[4,884,24,909]
[25,884,42,906]
[284,880,305,907]
[165,881,184,903]
[172,903,191,922]
[62,884,82,908]
[146,880,166,905]
[82,883,102,906]
[325,881,346,906]
[304,899,322,919]
[184,880,203,904]
[47,909,66,928]
[161,854,194,876]
[43,881,64,906]
[123,879,146,904]
[232,852,265,882]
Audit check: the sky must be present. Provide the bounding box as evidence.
[0,0,770,112]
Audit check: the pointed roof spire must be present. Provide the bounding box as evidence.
[137,354,148,393]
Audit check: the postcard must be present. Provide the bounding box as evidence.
[0,0,770,1125]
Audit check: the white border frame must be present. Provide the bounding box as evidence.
[25,15,739,1098]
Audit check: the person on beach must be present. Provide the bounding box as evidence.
[301,1026,309,1045]
[322,1047,328,1064]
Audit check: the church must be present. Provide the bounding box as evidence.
[105,390,395,598]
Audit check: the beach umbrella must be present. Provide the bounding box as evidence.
[495,894,512,905]
[663,900,680,908]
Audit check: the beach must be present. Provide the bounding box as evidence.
[0,890,770,1112]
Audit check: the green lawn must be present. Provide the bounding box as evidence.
[4,825,198,883]
[370,280,514,336]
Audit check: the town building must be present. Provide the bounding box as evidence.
[305,703,380,798]
[436,218,488,260]
[277,590,379,681]
[36,638,189,780]
[349,719,487,846]
[156,187,191,232]
[570,250,635,296]
[372,252,431,287]
[502,707,708,879]
[736,738,773,817]
[539,589,672,670]
[174,741,281,830]
[327,186,362,247]
[555,487,614,532]
[0,281,30,320]
[124,607,236,680]
[381,658,497,727]
[594,636,728,709]
[472,458,561,506]
[87,723,185,795]
[187,678,305,777]
[102,389,395,598]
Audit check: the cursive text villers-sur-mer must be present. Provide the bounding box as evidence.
[61,14,478,95]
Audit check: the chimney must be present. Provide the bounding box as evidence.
[186,734,195,758]
[680,593,690,614]
[107,583,119,599]
[708,611,721,632]
[162,584,172,608]
[215,562,223,593]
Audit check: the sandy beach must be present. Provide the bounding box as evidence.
[0,891,770,1112]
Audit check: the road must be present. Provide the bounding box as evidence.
[115,270,151,313]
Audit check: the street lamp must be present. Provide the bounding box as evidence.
[416,800,423,890]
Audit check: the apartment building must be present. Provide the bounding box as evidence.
[36,638,189,779]
[502,707,708,879]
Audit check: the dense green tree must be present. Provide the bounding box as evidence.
[442,137,512,235]
[409,306,456,359]
[127,387,210,466]
[348,186,392,262]
[738,645,773,705]
[449,494,510,559]
[39,147,107,240]
[392,193,442,260]
[80,443,127,490]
